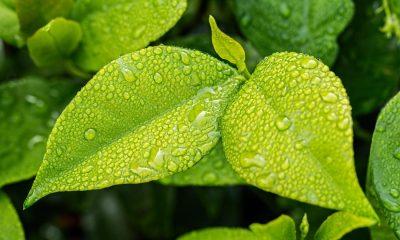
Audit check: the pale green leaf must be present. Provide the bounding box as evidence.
[0,0,24,47]
[314,211,376,240]
[209,15,249,77]
[71,0,187,71]
[24,46,244,208]
[232,0,354,66]
[367,91,400,238]
[177,215,296,240]
[160,141,243,186]
[15,0,74,36]
[0,191,24,240]
[300,214,309,240]
[27,17,82,67]
[0,77,80,188]
[221,52,377,220]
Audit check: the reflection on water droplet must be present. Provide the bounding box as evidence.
[301,58,317,69]
[180,52,190,65]
[275,116,291,131]
[240,151,265,168]
[320,92,338,103]
[153,72,163,84]
[84,128,96,140]
[381,197,400,212]
[27,135,45,149]
[257,172,277,189]
[148,147,164,169]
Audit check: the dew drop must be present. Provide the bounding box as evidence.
[203,172,217,183]
[240,14,251,26]
[320,92,338,103]
[279,2,291,18]
[382,197,400,212]
[240,151,266,168]
[180,52,190,65]
[257,172,277,189]
[337,117,350,130]
[153,72,163,84]
[27,135,44,149]
[301,58,318,69]
[393,147,400,160]
[391,188,400,198]
[148,148,164,169]
[275,116,291,131]
[84,128,96,141]
[121,67,134,82]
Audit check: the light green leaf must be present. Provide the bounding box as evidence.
[314,211,376,240]
[250,215,296,240]
[24,46,244,208]
[232,0,354,66]
[0,77,80,188]
[15,0,74,36]
[0,191,24,240]
[71,0,187,71]
[367,91,400,238]
[221,52,377,220]
[160,141,243,186]
[0,0,24,47]
[177,215,296,240]
[27,17,82,68]
[209,15,250,78]
[300,214,309,240]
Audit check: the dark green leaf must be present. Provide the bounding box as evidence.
[0,191,24,240]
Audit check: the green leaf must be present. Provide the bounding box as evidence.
[381,0,400,41]
[0,191,24,240]
[232,0,354,66]
[160,141,243,186]
[0,77,80,188]
[24,46,245,208]
[15,0,74,36]
[177,215,296,240]
[209,15,250,78]
[370,222,398,240]
[0,0,24,47]
[367,91,400,238]
[314,211,376,240]
[71,0,187,71]
[299,214,309,240]
[221,52,377,220]
[334,0,400,116]
[27,17,82,68]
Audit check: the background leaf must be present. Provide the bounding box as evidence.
[0,191,24,240]
[314,211,376,240]
[232,0,354,66]
[367,91,400,238]
[0,77,80,188]
[27,17,82,68]
[71,0,187,71]
[0,0,24,47]
[24,46,244,208]
[160,141,243,186]
[222,52,376,219]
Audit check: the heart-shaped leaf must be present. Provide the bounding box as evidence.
[222,52,376,219]
[0,191,24,240]
[160,141,243,186]
[367,91,400,237]
[232,0,354,66]
[27,17,82,67]
[24,46,244,208]
[0,77,79,188]
[71,0,187,71]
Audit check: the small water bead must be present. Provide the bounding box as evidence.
[180,52,190,65]
[84,128,96,141]
[203,172,217,183]
[337,117,350,130]
[391,189,400,198]
[393,147,400,160]
[257,172,277,189]
[275,116,292,131]
[301,58,318,69]
[320,92,338,103]
[279,2,291,18]
[153,72,163,84]
[382,197,400,212]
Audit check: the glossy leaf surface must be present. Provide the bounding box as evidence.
[0,191,24,240]
[367,91,400,238]
[222,52,376,219]
[232,0,354,66]
[71,0,187,71]
[0,77,79,188]
[25,46,244,208]
[0,0,24,47]
[27,17,82,67]
[160,141,243,186]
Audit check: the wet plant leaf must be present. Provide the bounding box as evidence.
[232,0,354,66]
[15,0,74,36]
[300,214,309,240]
[0,0,24,47]
[314,211,376,240]
[177,215,296,240]
[0,191,24,240]
[24,46,244,208]
[222,52,377,219]
[27,17,82,67]
[367,91,400,238]
[71,0,187,71]
[160,141,243,186]
[0,77,80,188]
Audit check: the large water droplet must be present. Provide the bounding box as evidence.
[240,152,266,168]
[301,58,317,69]
[390,188,400,198]
[320,92,338,103]
[84,128,96,141]
[153,72,163,84]
[381,197,400,212]
[257,172,277,189]
[180,52,190,65]
[275,116,291,131]
[148,147,164,169]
